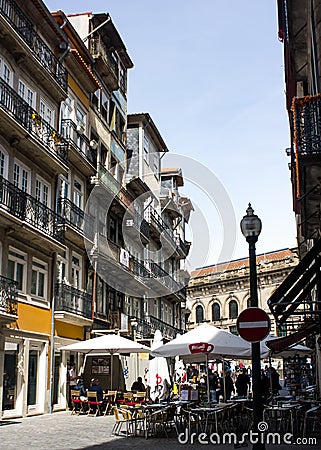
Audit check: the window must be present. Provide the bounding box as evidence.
[119,64,126,93]
[143,135,149,163]
[35,177,50,207]
[40,99,55,126]
[196,304,204,323]
[101,91,109,122]
[96,277,106,315]
[73,178,83,209]
[71,253,82,289]
[0,147,8,178]
[76,106,86,132]
[18,80,35,108]
[153,152,159,177]
[212,302,220,322]
[229,326,238,336]
[13,160,30,193]
[31,259,47,298]
[8,248,27,291]
[0,57,13,86]
[92,89,99,111]
[57,251,67,284]
[229,300,238,319]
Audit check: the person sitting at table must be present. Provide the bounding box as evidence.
[131,376,146,392]
[88,378,104,401]
[235,368,250,397]
[74,378,87,400]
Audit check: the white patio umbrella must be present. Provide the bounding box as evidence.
[151,323,252,402]
[148,330,171,401]
[59,333,150,390]
[261,335,313,358]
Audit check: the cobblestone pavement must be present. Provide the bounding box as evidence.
[0,411,319,450]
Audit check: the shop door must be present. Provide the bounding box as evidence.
[2,342,19,413]
[27,348,39,408]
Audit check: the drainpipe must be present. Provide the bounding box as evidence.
[49,252,57,414]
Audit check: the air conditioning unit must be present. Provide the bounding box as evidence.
[90,139,98,150]
[76,122,85,134]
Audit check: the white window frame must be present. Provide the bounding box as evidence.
[8,247,27,292]
[13,159,30,193]
[18,79,36,108]
[31,258,48,299]
[35,176,51,208]
[40,98,55,127]
[0,56,13,86]
[73,177,83,209]
[57,251,68,284]
[0,146,9,179]
[71,252,82,290]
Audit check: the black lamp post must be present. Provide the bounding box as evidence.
[240,204,264,450]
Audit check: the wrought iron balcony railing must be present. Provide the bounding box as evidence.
[132,256,150,279]
[131,314,183,340]
[0,175,65,242]
[0,79,68,164]
[0,275,18,316]
[292,95,321,156]
[57,197,94,240]
[55,283,92,320]
[0,0,68,91]
[61,119,96,166]
[149,261,184,294]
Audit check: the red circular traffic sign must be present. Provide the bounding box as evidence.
[237,307,270,343]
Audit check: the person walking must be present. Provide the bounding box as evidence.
[223,370,235,401]
[270,367,282,395]
[208,369,219,403]
[235,368,250,397]
[68,362,78,408]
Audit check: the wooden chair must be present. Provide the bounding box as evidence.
[134,391,146,402]
[70,389,86,415]
[103,390,117,416]
[87,391,103,416]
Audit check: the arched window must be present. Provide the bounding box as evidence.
[229,300,238,319]
[195,305,204,323]
[212,302,220,322]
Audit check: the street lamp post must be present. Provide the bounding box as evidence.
[240,204,264,450]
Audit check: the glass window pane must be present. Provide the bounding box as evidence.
[8,260,14,281]
[15,263,23,291]
[31,270,37,295]
[38,272,44,297]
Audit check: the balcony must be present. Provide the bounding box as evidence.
[57,197,94,246]
[89,37,119,91]
[291,95,321,243]
[0,0,67,95]
[148,261,185,299]
[0,175,65,249]
[61,119,96,176]
[125,212,149,244]
[132,314,182,341]
[0,275,18,324]
[92,235,149,297]
[0,79,68,174]
[54,283,92,326]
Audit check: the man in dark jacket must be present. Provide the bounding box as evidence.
[208,369,219,403]
[235,368,250,397]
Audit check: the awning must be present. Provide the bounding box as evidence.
[268,237,321,325]
[266,323,318,353]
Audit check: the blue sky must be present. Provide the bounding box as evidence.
[46,0,296,269]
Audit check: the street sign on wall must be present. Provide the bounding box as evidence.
[237,307,271,343]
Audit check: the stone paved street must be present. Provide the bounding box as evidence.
[0,411,319,450]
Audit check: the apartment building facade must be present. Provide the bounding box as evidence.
[0,1,192,417]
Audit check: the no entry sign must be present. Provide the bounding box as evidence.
[237,307,270,343]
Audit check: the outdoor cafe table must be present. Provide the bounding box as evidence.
[263,404,297,435]
[188,404,228,435]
